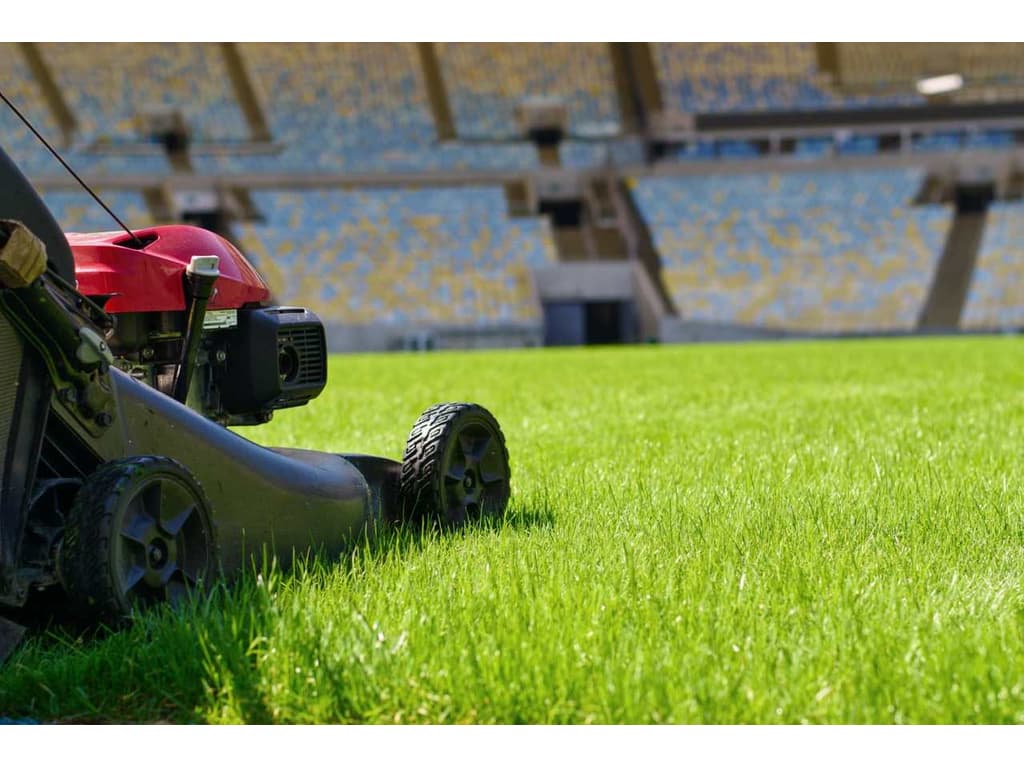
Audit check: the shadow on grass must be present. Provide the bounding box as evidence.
[379,495,556,547]
[0,497,554,723]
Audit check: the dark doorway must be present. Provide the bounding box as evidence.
[585,301,624,345]
[528,127,564,146]
[181,209,229,239]
[543,300,634,346]
[543,302,584,346]
[954,183,995,214]
[539,201,582,228]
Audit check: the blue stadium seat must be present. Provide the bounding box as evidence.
[559,139,645,168]
[232,186,557,328]
[718,140,760,159]
[629,169,952,332]
[186,44,543,175]
[836,135,880,155]
[793,137,833,158]
[40,43,249,144]
[964,130,1016,150]
[41,190,153,232]
[913,132,962,153]
[436,43,621,139]
[653,43,924,114]
[961,201,1024,329]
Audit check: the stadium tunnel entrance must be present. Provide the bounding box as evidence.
[954,182,995,213]
[543,300,635,346]
[534,262,641,346]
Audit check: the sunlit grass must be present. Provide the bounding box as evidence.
[2,337,1023,723]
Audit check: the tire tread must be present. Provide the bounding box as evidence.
[399,402,510,525]
[61,456,213,621]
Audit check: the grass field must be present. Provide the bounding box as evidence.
[1,336,1023,723]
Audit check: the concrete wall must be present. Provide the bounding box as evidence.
[659,317,803,343]
[324,322,543,353]
[534,262,639,345]
[533,262,638,302]
[656,317,1022,344]
[325,315,1015,353]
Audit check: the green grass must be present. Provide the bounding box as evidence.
[2,336,1024,723]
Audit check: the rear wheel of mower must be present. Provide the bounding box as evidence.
[400,402,511,527]
[60,456,217,621]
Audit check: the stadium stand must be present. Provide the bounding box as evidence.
[7,41,1024,346]
[186,43,541,174]
[908,129,1024,154]
[630,169,953,333]
[672,140,718,162]
[2,43,173,177]
[39,42,249,144]
[913,131,963,153]
[232,186,556,328]
[670,139,763,161]
[668,127,1019,164]
[961,202,1024,330]
[836,43,1024,87]
[436,43,621,138]
[559,139,645,168]
[40,190,154,232]
[653,43,922,114]
[833,43,1024,108]
[0,43,71,176]
[964,130,1016,150]
[836,135,880,155]
[793,137,833,159]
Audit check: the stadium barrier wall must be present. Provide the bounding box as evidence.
[659,317,799,343]
[532,261,666,337]
[532,262,637,302]
[323,322,543,353]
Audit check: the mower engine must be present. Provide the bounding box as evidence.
[69,225,327,425]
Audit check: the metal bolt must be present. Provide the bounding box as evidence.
[95,412,113,428]
[142,347,155,360]
[148,542,166,568]
[215,350,227,363]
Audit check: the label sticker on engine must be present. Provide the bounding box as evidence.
[203,309,238,330]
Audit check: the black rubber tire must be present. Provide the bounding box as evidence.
[400,402,511,527]
[60,456,217,622]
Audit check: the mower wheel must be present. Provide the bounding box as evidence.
[400,402,511,527]
[60,456,217,621]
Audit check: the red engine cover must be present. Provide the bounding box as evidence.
[68,225,272,313]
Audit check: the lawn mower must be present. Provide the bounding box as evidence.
[0,138,511,661]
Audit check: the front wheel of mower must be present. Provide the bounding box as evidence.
[400,402,511,527]
[60,456,218,621]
